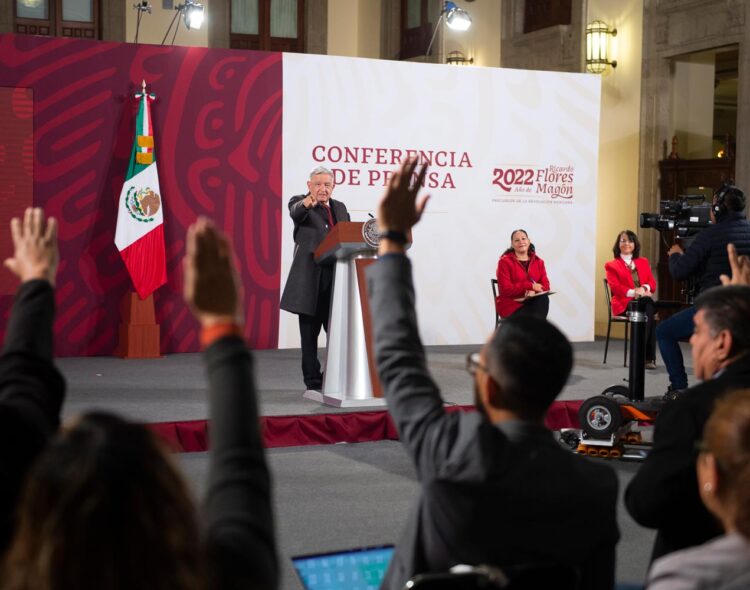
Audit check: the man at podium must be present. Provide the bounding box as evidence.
[280,166,350,391]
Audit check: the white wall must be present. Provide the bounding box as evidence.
[357,0,381,59]
[327,0,381,59]
[280,54,601,348]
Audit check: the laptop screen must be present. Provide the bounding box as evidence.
[292,545,395,590]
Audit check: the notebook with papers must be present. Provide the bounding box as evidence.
[292,545,395,590]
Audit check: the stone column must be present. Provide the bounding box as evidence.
[637,0,748,261]
[102,0,126,42]
[0,1,12,34]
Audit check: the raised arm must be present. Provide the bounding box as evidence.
[289,194,315,223]
[184,218,278,590]
[3,207,59,359]
[367,161,470,478]
[0,207,65,553]
[720,243,750,286]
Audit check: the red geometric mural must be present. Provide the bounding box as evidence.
[0,34,283,356]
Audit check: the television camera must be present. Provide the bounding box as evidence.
[639,194,711,238]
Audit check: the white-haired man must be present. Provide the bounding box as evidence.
[280,166,350,391]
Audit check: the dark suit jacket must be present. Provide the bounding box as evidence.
[0,280,65,556]
[668,212,750,295]
[280,194,350,316]
[203,335,278,590]
[367,255,619,590]
[625,355,750,562]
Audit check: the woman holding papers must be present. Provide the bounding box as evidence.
[604,229,658,368]
[495,229,551,319]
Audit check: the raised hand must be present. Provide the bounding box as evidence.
[183,217,242,326]
[3,207,59,286]
[720,243,750,286]
[377,159,430,234]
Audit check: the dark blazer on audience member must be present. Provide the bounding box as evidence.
[0,280,65,556]
[203,335,278,590]
[279,194,350,316]
[625,355,750,562]
[367,255,619,590]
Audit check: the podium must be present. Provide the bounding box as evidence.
[303,221,389,407]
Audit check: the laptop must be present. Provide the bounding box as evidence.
[292,545,395,590]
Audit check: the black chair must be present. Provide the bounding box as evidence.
[603,278,629,366]
[490,278,502,329]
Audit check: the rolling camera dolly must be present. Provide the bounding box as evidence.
[559,298,666,460]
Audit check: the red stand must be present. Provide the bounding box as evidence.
[117,291,160,358]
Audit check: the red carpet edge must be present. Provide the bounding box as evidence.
[149,400,584,453]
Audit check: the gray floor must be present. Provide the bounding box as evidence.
[57,339,693,422]
[56,338,688,589]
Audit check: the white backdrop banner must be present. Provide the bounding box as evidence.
[280,53,601,347]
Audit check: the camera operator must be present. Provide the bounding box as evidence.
[657,183,750,396]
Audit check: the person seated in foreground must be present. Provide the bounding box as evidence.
[367,160,619,590]
[604,230,658,368]
[0,208,65,560]
[647,388,750,589]
[626,285,750,563]
[1,218,278,590]
[495,229,551,319]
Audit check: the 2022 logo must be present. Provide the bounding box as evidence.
[492,168,534,192]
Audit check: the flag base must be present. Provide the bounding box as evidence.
[117,291,161,358]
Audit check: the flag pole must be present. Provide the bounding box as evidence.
[116,80,164,359]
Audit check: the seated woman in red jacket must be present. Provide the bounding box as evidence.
[604,229,658,368]
[495,229,550,319]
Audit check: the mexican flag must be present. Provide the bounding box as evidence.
[114,82,166,299]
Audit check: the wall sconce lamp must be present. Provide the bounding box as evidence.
[161,0,205,45]
[446,50,474,66]
[586,20,617,73]
[425,2,473,60]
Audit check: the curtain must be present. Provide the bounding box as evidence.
[407,0,421,28]
[232,0,259,35]
[270,0,297,38]
[16,0,48,20]
[62,0,92,22]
